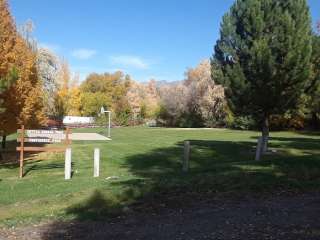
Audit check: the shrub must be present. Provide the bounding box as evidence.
[177,112,204,128]
[270,114,305,130]
[231,116,256,130]
[113,98,132,126]
[95,115,108,126]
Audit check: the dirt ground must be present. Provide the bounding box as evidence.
[1,192,320,240]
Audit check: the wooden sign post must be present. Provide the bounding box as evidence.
[17,126,71,178]
[19,125,25,178]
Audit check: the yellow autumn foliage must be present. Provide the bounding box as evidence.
[0,0,45,134]
[68,87,82,116]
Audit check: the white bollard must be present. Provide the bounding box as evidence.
[94,148,100,177]
[65,148,72,180]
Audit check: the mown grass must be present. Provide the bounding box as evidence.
[0,127,320,227]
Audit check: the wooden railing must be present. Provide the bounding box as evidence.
[16,125,71,178]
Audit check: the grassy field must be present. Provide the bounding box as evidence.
[0,127,320,227]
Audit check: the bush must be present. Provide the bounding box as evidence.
[230,116,256,130]
[177,112,204,128]
[270,114,305,130]
[114,111,131,126]
[113,98,132,126]
[206,105,234,128]
[204,116,228,128]
[95,115,108,126]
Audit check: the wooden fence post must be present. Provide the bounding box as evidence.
[94,148,100,177]
[183,141,190,172]
[65,148,72,180]
[65,127,71,145]
[19,125,25,178]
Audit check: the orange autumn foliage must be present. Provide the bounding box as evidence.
[0,0,45,134]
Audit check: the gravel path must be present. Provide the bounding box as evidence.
[1,192,320,240]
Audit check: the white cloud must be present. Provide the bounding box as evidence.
[110,55,149,69]
[71,49,97,60]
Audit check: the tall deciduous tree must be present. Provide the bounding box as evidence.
[0,68,17,114]
[0,0,17,114]
[126,79,160,120]
[80,71,131,120]
[0,0,45,148]
[184,60,225,127]
[37,48,60,116]
[157,60,225,127]
[213,0,313,159]
[54,59,71,118]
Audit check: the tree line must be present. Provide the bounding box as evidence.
[158,0,320,134]
[0,0,319,153]
[152,0,320,135]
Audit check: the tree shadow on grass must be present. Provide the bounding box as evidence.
[0,139,18,167]
[295,130,320,137]
[41,136,320,239]
[251,135,320,148]
[0,138,69,178]
[65,190,123,220]
[22,161,69,177]
[0,138,43,165]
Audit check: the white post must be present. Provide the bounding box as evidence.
[94,148,100,177]
[183,141,190,172]
[108,112,111,138]
[65,148,72,180]
[255,137,263,161]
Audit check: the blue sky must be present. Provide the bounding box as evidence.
[9,0,320,82]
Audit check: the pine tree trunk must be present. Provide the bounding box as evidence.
[261,116,269,154]
[311,112,319,130]
[2,135,6,149]
[256,115,269,161]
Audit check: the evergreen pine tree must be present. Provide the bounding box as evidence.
[213,0,313,159]
[307,29,320,128]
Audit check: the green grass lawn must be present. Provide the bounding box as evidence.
[0,127,320,227]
